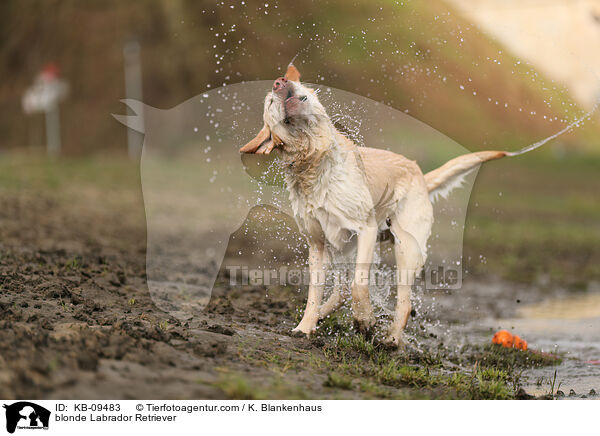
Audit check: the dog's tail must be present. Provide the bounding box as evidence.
[424,100,600,202]
[424,150,507,202]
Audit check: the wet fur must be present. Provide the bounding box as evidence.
[241,65,506,347]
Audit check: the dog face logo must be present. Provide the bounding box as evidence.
[3,402,50,434]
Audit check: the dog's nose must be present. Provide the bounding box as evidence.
[273,77,288,91]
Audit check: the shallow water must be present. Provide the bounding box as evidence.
[421,281,600,398]
[502,293,600,398]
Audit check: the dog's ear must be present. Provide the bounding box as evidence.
[239,124,275,154]
[285,64,301,82]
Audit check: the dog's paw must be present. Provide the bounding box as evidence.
[353,315,376,338]
[380,334,405,350]
[290,329,310,338]
[291,323,316,338]
[379,332,413,352]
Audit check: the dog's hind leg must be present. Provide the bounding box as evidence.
[292,241,327,337]
[351,222,378,335]
[384,220,426,348]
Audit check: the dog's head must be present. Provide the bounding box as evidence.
[239,64,330,156]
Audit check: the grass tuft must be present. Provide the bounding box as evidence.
[324,372,353,390]
[458,344,562,369]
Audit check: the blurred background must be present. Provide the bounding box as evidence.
[1,0,600,399]
[1,0,598,282]
[2,0,600,155]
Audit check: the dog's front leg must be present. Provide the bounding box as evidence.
[292,241,326,337]
[351,224,378,335]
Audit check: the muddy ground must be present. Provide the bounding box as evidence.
[0,155,596,400]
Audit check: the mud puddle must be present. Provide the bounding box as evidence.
[426,285,600,399]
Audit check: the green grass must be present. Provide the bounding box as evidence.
[63,256,82,271]
[8,150,594,290]
[324,372,353,390]
[211,373,310,400]
[320,334,517,399]
[457,344,562,370]
[235,328,550,399]
[211,374,259,400]
[0,153,139,191]
[464,153,600,287]
[229,316,564,399]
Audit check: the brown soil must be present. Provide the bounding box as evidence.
[0,168,570,400]
[0,183,356,399]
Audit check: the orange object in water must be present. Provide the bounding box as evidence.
[492,330,514,348]
[512,335,528,351]
[492,330,528,351]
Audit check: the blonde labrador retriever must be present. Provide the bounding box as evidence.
[240,65,506,348]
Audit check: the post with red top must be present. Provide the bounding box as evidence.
[22,63,68,157]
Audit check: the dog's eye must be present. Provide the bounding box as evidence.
[299,95,307,102]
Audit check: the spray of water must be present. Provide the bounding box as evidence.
[507,100,599,157]
[288,42,313,71]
